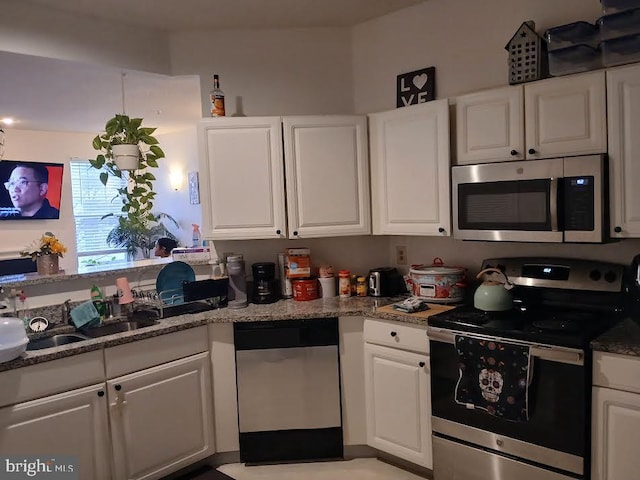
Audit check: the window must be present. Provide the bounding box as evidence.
[69,160,129,271]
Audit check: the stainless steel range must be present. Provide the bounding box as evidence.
[427,257,627,480]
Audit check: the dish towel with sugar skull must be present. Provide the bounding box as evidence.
[454,334,532,421]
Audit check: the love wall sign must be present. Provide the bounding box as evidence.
[396,67,435,108]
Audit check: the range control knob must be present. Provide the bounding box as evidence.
[589,269,602,281]
[604,271,618,283]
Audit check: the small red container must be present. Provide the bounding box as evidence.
[292,278,319,301]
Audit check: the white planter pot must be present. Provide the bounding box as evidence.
[112,144,140,170]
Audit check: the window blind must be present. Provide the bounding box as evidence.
[69,160,128,256]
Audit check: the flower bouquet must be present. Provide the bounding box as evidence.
[20,232,67,275]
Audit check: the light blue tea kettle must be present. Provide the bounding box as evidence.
[473,268,514,312]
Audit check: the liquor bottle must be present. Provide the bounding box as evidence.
[210,75,226,117]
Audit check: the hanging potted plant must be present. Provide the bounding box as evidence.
[90,114,175,259]
[92,114,164,172]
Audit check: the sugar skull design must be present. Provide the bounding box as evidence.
[479,368,503,403]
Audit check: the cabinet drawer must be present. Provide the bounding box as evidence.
[364,318,428,354]
[105,326,208,378]
[593,351,640,393]
[0,351,104,408]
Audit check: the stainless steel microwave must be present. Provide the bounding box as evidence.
[452,155,607,243]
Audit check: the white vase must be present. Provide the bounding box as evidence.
[112,144,139,170]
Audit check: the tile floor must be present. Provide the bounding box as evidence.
[216,458,427,480]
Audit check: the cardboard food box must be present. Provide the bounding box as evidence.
[285,247,311,278]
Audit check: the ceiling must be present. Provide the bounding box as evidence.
[21,0,426,30]
[3,1,426,135]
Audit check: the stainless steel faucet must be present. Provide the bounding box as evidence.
[62,299,72,325]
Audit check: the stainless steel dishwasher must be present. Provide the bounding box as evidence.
[234,317,343,464]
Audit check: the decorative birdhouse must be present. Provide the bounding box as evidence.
[505,21,549,85]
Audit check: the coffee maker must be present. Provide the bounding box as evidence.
[251,262,280,304]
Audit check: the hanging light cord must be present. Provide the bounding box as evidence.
[121,72,127,115]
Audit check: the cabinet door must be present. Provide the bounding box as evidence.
[455,85,524,164]
[197,117,286,240]
[108,352,214,480]
[607,64,640,238]
[369,99,451,236]
[0,383,111,480]
[592,386,640,480]
[524,70,606,159]
[283,116,370,238]
[364,342,432,468]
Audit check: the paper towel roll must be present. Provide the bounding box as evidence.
[116,277,134,304]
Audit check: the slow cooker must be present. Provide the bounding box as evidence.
[408,257,467,304]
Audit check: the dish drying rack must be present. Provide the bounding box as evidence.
[129,286,227,319]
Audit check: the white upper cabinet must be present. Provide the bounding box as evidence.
[455,70,606,164]
[283,116,370,238]
[198,115,370,240]
[369,99,451,236]
[607,63,640,238]
[525,70,606,159]
[198,117,287,240]
[456,85,525,164]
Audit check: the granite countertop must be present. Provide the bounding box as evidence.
[4,297,639,373]
[591,317,640,357]
[0,296,418,372]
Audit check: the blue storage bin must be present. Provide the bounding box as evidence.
[602,33,640,66]
[548,44,602,76]
[545,22,600,51]
[601,0,640,15]
[598,8,640,40]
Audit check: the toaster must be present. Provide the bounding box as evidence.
[368,267,406,297]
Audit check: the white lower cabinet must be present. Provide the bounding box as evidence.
[0,382,112,480]
[108,352,214,480]
[363,319,432,468]
[592,351,640,480]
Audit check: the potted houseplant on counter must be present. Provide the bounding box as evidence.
[90,114,177,259]
[20,232,67,275]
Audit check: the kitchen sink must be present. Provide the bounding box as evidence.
[26,334,89,351]
[80,318,160,338]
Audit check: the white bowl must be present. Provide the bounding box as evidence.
[0,318,29,363]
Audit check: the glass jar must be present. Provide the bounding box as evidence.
[356,276,367,297]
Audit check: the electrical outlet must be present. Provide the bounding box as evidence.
[396,245,408,265]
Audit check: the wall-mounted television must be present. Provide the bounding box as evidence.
[0,160,63,219]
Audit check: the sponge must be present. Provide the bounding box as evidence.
[70,301,101,329]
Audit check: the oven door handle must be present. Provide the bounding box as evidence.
[428,329,584,366]
[549,176,559,232]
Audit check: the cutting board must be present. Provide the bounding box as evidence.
[376,302,457,319]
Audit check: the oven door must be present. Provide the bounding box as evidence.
[452,158,564,242]
[429,327,588,478]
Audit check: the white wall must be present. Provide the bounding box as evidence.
[0,129,95,273]
[0,0,171,74]
[153,127,203,248]
[353,0,604,113]
[169,28,354,116]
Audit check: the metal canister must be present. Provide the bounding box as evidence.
[292,279,319,301]
[277,252,293,298]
